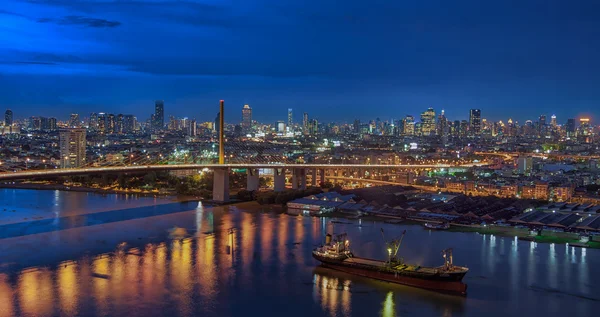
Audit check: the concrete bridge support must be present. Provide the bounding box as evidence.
[292,168,306,190]
[247,168,259,191]
[212,167,230,202]
[274,168,286,192]
[319,169,325,185]
[311,169,317,187]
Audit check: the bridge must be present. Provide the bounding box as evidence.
[0,101,489,202]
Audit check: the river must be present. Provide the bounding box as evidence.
[0,189,598,317]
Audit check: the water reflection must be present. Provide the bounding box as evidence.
[0,199,597,317]
[381,291,395,317]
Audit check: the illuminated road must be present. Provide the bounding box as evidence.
[0,163,488,181]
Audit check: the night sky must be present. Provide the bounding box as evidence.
[1,0,600,124]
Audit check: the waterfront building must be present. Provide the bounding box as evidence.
[59,128,87,168]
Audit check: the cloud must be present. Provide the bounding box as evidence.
[37,15,121,27]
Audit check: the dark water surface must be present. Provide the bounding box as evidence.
[0,189,598,317]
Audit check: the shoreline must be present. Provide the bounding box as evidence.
[0,183,201,202]
[285,208,600,249]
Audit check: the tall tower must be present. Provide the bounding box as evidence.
[420,108,436,136]
[4,109,13,126]
[550,114,557,127]
[287,108,293,132]
[59,128,87,168]
[469,109,481,135]
[219,100,225,164]
[154,100,164,130]
[241,104,252,131]
[303,112,309,133]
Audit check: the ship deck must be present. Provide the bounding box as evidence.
[343,257,439,274]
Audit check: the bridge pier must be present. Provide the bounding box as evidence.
[292,168,306,190]
[247,168,259,191]
[311,169,317,187]
[273,168,286,192]
[319,168,325,186]
[212,167,230,202]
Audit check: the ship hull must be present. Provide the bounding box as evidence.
[313,254,467,295]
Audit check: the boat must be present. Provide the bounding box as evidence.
[423,222,450,230]
[312,230,468,295]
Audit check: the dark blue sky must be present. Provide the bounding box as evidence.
[1,0,600,124]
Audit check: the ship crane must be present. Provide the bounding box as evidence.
[381,229,407,265]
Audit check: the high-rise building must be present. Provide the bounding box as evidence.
[89,113,98,130]
[420,108,436,136]
[59,128,87,168]
[517,156,533,176]
[550,114,557,127]
[153,100,164,130]
[469,109,481,135]
[403,115,415,136]
[189,119,197,136]
[116,114,124,134]
[277,121,286,133]
[241,104,252,131]
[303,113,309,133]
[98,113,107,134]
[68,113,80,128]
[578,118,591,137]
[107,114,115,134]
[4,109,13,126]
[566,118,575,138]
[214,112,220,134]
[287,108,293,132]
[48,117,57,131]
[124,115,135,133]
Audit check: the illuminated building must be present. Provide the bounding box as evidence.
[68,113,80,128]
[420,108,436,136]
[153,100,164,130]
[403,115,415,136]
[469,109,481,135]
[287,108,293,132]
[59,128,87,168]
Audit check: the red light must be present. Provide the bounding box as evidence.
[220,100,224,102]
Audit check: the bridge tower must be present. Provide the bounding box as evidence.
[213,100,230,202]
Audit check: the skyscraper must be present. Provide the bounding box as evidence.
[153,100,165,130]
[97,113,107,134]
[4,109,13,126]
[403,115,415,136]
[189,119,197,136]
[469,109,481,135]
[68,113,80,128]
[287,108,293,132]
[566,118,575,138]
[116,114,124,134]
[420,108,436,136]
[303,112,309,133]
[241,104,252,131]
[124,115,135,133]
[89,113,98,130]
[59,128,87,168]
[550,114,557,127]
[107,114,115,134]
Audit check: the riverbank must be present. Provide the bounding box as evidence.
[281,206,600,249]
[0,182,202,202]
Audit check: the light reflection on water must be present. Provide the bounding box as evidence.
[0,196,598,316]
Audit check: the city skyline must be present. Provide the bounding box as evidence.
[1,0,600,121]
[1,103,596,128]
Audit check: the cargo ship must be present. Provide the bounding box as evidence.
[312,230,468,295]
